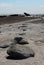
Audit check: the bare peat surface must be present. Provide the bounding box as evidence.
[0,16,40,25]
[30,19,44,24]
[0,17,44,65]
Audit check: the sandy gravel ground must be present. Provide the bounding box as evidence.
[0,18,44,65]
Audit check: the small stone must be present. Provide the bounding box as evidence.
[19,39,29,45]
[14,37,23,42]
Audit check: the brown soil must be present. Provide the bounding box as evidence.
[0,16,38,25]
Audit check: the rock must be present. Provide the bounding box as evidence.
[0,44,9,48]
[0,36,29,48]
[24,12,30,16]
[14,37,29,45]
[14,37,23,43]
[19,39,29,45]
[7,43,35,59]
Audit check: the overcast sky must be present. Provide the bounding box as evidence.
[0,0,44,15]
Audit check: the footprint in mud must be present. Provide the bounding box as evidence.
[0,31,1,33]
[0,26,2,28]
[22,29,27,31]
[19,33,26,35]
[8,25,12,27]
[18,25,28,32]
[0,44,9,48]
[22,23,27,26]
[18,25,27,29]
[34,39,44,46]
[40,31,44,33]
[0,26,2,33]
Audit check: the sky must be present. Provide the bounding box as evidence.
[0,0,44,15]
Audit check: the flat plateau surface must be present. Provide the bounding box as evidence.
[0,18,44,65]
